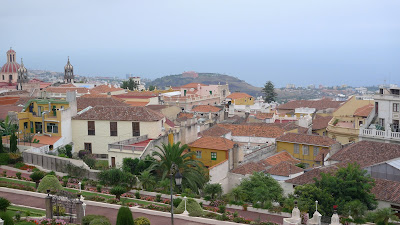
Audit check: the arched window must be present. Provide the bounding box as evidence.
[2,75,4,80]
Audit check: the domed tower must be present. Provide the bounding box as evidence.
[17,58,28,90]
[1,48,20,84]
[64,56,74,83]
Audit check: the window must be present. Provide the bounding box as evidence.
[88,121,95,135]
[313,146,320,156]
[394,103,399,112]
[2,75,4,80]
[47,123,58,133]
[294,144,299,154]
[359,121,363,127]
[35,122,42,133]
[84,143,92,153]
[132,122,140,136]
[196,151,202,159]
[379,118,385,127]
[211,152,217,160]
[110,122,117,136]
[23,122,28,129]
[303,145,309,155]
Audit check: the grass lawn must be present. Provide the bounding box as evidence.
[95,160,108,170]
[0,177,36,188]
[7,205,45,217]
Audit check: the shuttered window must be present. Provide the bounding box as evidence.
[132,122,140,136]
[88,121,95,135]
[110,122,118,136]
[294,144,299,154]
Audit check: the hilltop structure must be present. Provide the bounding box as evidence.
[1,48,20,85]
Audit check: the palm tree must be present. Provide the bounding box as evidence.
[374,208,399,225]
[0,116,18,144]
[139,170,155,191]
[151,142,208,193]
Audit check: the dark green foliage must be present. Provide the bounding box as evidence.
[156,194,162,202]
[218,205,226,213]
[0,133,3,153]
[46,171,56,176]
[37,175,63,193]
[135,191,140,199]
[79,150,91,159]
[62,176,69,187]
[262,81,277,103]
[139,170,155,191]
[173,198,182,208]
[148,86,156,91]
[122,156,153,175]
[134,217,150,225]
[110,186,127,200]
[203,183,222,200]
[65,144,73,158]
[83,155,96,169]
[295,163,307,169]
[175,198,203,217]
[98,168,129,186]
[237,172,283,208]
[116,206,134,225]
[368,208,399,225]
[0,197,10,211]
[0,153,9,165]
[89,218,111,225]
[151,142,208,194]
[121,78,138,91]
[9,132,17,153]
[82,215,110,225]
[15,172,21,179]
[29,171,45,188]
[0,211,14,225]
[96,184,102,192]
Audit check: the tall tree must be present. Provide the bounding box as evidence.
[121,78,138,91]
[0,116,18,144]
[151,142,208,193]
[262,81,277,103]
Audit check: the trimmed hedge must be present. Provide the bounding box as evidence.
[37,175,63,193]
[89,218,111,225]
[134,217,150,225]
[82,215,110,225]
[116,206,134,225]
[0,211,14,225]
[174,198,203,217]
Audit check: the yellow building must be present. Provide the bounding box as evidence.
[326,96,374,144]
[312,115,333,136]
[188,136,236,168]
[276,133,341,168]
[226,92,254,105]
[18,99,70,137]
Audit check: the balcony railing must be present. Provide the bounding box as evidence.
[360,128,400,141]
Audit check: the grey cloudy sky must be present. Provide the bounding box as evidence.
[1,0,399,87]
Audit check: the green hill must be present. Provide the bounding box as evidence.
[147,73,262,97]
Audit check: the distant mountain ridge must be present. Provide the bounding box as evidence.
[147,73,262,97]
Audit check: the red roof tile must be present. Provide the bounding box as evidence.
[276,133,338,147]
[255,113,274,120]
[192,105,222,113]
[189,136,235,151]
[231,161,268,175]
[372,179,400,204]
[0,105,22,120]
[285,165,339,185]
[266,161,304,177]
[178,112,194,119]
[73,106,164,122]
[180,83,206,88]
[199,126,231,137]
[312,115,333,130]
[32,135,61,145]
[277,98,343,111]
[263,151,300,166]
[218,124,286,138]
[45,87,89,94]
[91,85,124,93]
[77,97,129,111]
[226,92,252,99]
[353,104,374,117]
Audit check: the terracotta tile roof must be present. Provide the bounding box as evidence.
[77,97,129,111]
[353,104,374,117]
[263,151,300,166]
[277,98,343,111]
[181,83,207,88]
[188,136,235,151]
[192,105,222,113]
[314,148,330,162]
[60,84,76,87]
[266,161,304,177]
[372,178,400,204]
[255,113,274,120]
[178,112,194,119]
[199,126,231,137]
[218,124,286,138]
[276,133,338,147]
[115,91,157,98]
[79,93,107,98]
[0,97,20,105]
[14,97,34,106]
[45,86,89,94]
[226,92,252,99]
[0,105,22,120]
[165,118,176,127]
[125,101,149,106]
[91,85,124,93]
[312,115,333,130]
[73,106,164,122]
[231,161,268,175]
[32,135,61,145]
[329,141,400,168]
[285,165,339,185]
[145,105,169,111]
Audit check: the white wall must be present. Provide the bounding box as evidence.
[209,160,230,193]
[232,136,275,144]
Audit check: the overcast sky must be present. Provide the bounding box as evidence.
[1,0,399,87]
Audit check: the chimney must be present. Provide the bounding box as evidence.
[321,153,325,166]
[232,143,240,169]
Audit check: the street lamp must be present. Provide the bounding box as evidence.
[183,196,189,215]
[78,182,82,192]
[82,202,87,217]
[170,163,182,225]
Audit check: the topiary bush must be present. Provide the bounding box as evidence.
[0,153,10,165]
[173,198,182,208]
[0,211,14,225]
[83,155,96,169]
[174,198,203,217]
[37,175,63,193]
[82,215,110,225]
[134,217,150,225]
[65,145,73,158]
[89,218,111,225]
[110,186,127,200]
[30,171,45,189]
[0,197,10,211]
[116,206,134,225]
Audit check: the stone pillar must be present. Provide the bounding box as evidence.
[75,201,84,224]
[45,195,53,219]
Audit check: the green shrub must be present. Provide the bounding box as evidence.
[82,215,109,225]
[156,194,162,202]
[116,206,134,225]
[2,171,6,177]
[62,177,69,187]
[29,171,45,189]
[173,198,182,208]
[79,150,91,159]
[134,217,150,225]
[106,198,119,204]
[111,186,127,200]
[96,184,102,192]
[37,175,63,193]
[15,222,36,225]
[0,197,10,211]
[46,171,56,176]
[65,145,73,158]
[135,191,140,199]
[84,155,96,169]
[175,198,203,217]
[53,205,66,216]
[14,162,24,169]
[16,172,22,179]
[0,211,14,225]
[218,205,226,213]
[0,153,10,165]
[89,218,111,225]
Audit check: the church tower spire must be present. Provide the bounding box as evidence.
[17,58,28,90]
[64,56,74,83]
